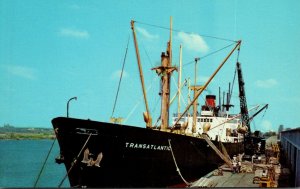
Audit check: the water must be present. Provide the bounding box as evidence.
[0,140,70,187]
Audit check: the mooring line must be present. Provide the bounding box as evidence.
[34,137,57,188]
[168,139,191,186]
[58,133,92,188]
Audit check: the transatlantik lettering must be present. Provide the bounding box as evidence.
[125,142,170,151]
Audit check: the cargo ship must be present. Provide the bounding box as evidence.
[52,18,258,187]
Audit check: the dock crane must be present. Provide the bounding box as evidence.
[236,61,267,155]
[236,61,251,134]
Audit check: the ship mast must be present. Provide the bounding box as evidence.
[152,17,176,131]
[172,40,242,129]
[191,58,201,133]
[177,45,183,116]
[131,20,152,128]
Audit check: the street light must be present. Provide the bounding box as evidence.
[67,97,77,117]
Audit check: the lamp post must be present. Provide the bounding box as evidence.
[67,97,77,117]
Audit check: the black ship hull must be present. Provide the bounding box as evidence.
[52,117,244,187]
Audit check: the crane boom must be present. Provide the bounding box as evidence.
[249,104,268,122]
[237,61,251,134]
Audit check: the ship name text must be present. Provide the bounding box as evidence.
[125,142,170,151]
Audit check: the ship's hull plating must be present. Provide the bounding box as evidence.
[52,117,244,187]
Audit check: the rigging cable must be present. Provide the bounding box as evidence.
[153,116,161,128]
[124,76,158,123]
[229,45,241,105]
[183,42,236,67]
[261,106,268,119]
[229,69,237,104]
[34,137,57,188]
[151,92,161,117]
[58,133,92,188]
[170,76,189,109]
[141,41,154,67]
[111,35,130,119]
[134,20,237,43]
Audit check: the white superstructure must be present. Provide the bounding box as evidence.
[172,95,244,143]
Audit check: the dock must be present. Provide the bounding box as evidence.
[281,128,300,187]
[190,136,292,188]
[191,169,259,187]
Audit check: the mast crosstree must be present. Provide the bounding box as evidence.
[152,16,177,131]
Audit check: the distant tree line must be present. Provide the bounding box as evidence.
[0,124,53,134]
[257,124,300,138]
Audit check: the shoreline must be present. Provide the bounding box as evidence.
[0,125,55,140]
[0,133,55,140]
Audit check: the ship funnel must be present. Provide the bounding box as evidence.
[206,95,216,108]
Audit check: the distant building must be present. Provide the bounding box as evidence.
[281,128,300,187]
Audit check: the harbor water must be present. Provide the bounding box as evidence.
[0,139,70,187]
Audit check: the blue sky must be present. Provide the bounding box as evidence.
[0,0,299,132]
